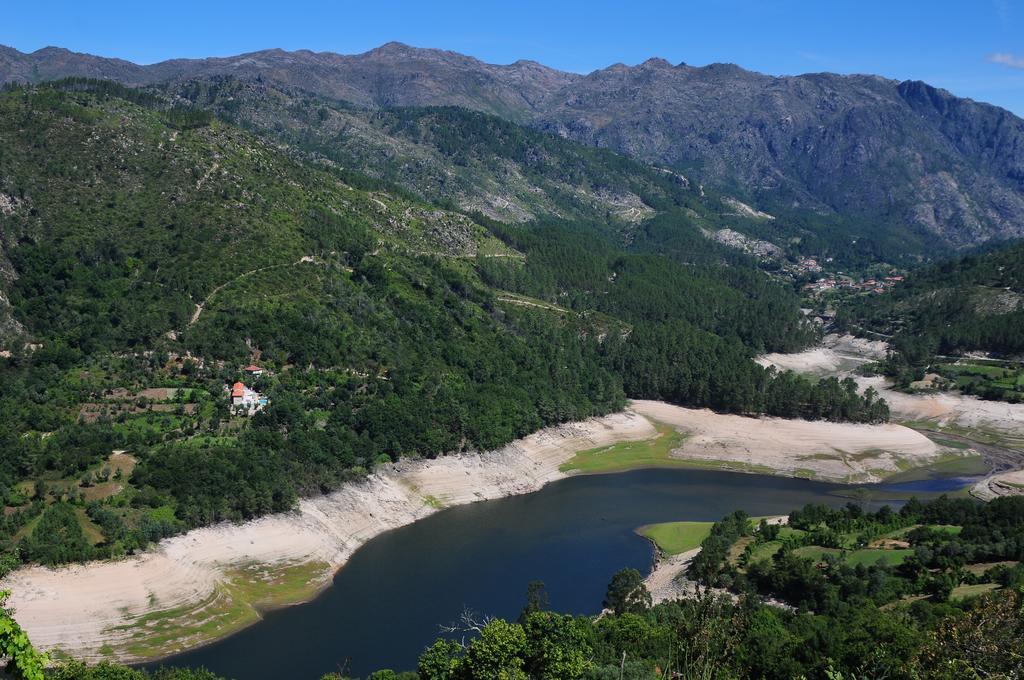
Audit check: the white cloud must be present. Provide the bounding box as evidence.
[988,52,1024,69]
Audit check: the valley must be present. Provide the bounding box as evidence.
[0,25,1022,680]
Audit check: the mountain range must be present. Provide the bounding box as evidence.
[4,42,1024,250]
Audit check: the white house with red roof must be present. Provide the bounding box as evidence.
[229,381,266,414]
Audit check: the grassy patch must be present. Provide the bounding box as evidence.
[110,560,331,659]
[747,540,783,565]
[728,536,755,565]
[422,495,444,509]
[637,521,714,556]
[845,548,913,567]
[12,513,43,543]
[791,544,913,567]
[792,546,841,563]
[937,361,1024,402]
[964,560,1018,576]
[884,524,962,539]
[950,583,1001,601]
[881,455,989,483]
[778,526,806,539]
[559,421,687,474]
[148,505,178,524]
[75,507,105,545]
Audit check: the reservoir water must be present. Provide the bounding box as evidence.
[149,468,959,679]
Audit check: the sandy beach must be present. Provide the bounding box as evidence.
[2,401,963,663]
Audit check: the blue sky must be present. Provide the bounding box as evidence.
[5,0,1024,115]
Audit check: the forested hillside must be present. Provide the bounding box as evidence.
[840,240,1024,356]
[159,76,935,268]
[0,82,885,570]
[838,240,1024,398]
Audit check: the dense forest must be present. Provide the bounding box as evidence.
[0,81,890,571]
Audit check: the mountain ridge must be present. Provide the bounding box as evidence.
[3,42,1024,250]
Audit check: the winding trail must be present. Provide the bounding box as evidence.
[187,255,322,326]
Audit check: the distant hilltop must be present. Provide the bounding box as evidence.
[3,41,1024,249]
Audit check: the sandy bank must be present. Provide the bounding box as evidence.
[758,336,1024,442]
[645,548,703,603]
[4,411,655,663]
[4,401,960,663]
[631,400,943,483]
[757,334,887,377]
[854,375,1024,438]
[972,470,1024,501]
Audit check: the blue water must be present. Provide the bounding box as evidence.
[146,469,962,679]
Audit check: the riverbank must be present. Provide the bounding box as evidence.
[4,411,655,664]
[757,334,888,377]
[972,470,1024,501]
[2,401,969,664]
[757,334,1024,499]
[641,515,789,606]
[630,400,947,483]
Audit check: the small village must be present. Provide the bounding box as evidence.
[802,273,905,296]
[704,225,906,295]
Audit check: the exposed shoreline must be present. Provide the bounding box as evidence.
[5,411,655,664]
[642,515,791,608]
[758,333,1024,499]
[2,399,975,664]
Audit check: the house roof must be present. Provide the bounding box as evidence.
[231,381,245,397]
[244,365,262,372]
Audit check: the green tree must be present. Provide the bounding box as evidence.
[913,587,1024,678]
[417,639,463,680]
[518,580,549,623]
[521,611,592,679]
[602,568,652,616]
[0,590,47,680]
[462,619,528,680]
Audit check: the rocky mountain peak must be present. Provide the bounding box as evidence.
[2,42,1023,247]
